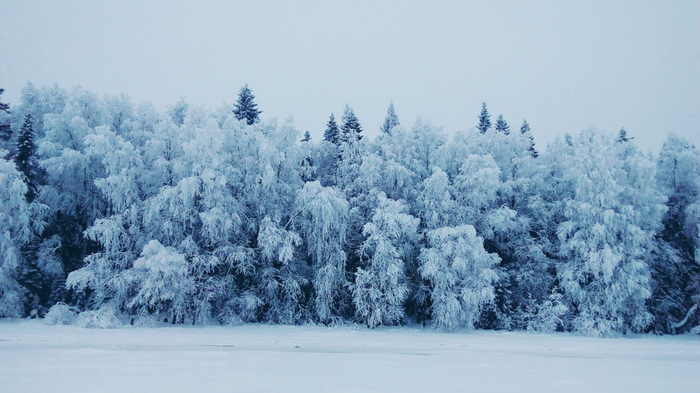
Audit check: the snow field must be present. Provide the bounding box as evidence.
[1,319,698,393]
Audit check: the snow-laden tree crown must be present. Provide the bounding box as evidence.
[1,82,698,336]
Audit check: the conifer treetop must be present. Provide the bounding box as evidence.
[617,128,634,143]
[301,130,311,142]
[233,84,262,125]
[380,101,400,135]
[15,112,37,201]
[477,102,491,134]
[494,114,510,135]
[341,104,363,143]
[520,119,530,134]
[520,119,538,158]
[324,112,340,145]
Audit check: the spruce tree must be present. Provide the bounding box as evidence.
[233,84,261,125]
[617,128,633,143]
[15,113,37,202]
[520,119,538,158]
[301,130,311,142]
[0,88,11,144]
[494,114,510,135]
[13,112,44,315]
[519,119,530,134]
[477,102,491,134]
[341,104,363,143]
[380,101,400,135]
[323,113,340,145]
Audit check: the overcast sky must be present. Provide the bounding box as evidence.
[1,0,698,152]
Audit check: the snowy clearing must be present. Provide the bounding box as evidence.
[1,319,698,393]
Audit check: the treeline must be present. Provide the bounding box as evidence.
[0,83,698,336]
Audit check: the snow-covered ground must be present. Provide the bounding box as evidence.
[0,319,698,393]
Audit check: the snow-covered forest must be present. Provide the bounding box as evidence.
[1,83,698,337]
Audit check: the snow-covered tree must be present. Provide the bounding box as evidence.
[232,118,309,324]
[519,119,530,133]
[380,101,400,135]
[520,119,538,158]
[335,116,365,193]
[494,114,510,135]
[652,134,700,333]
[555,130,664,336]
[295,181,349,324]
[525,288,568,333]
[106,94,135,136]
[126,101,160,144]
[11,112,54,315]
[146,114,249,323]
[444,126,558,330]
[340,104,363,143]
[8,83,67,145]
[168,97,189,127]
[301,130,311,142]
[617,128,633,143]
[323,113,340,145]
[404,119,447,181]
[477,102,491,134]
[453,154,501,226]
[370,124,418,202]
[10,82,43,142]
[14,113,38,202]
[256,216,306,324]
[353,193,418,327]
[309,139,337,187]
[339,152,385,289]
[417,167,457,230]
[233,84,261,125]
[120,240,193,322]
[0,151,33,316]
[66,125,144,311]
[38,87,111,290]
[419,225,499,330]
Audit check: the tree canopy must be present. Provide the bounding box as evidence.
[0,82,697,336]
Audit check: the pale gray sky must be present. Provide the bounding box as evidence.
[1,0,698,152]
